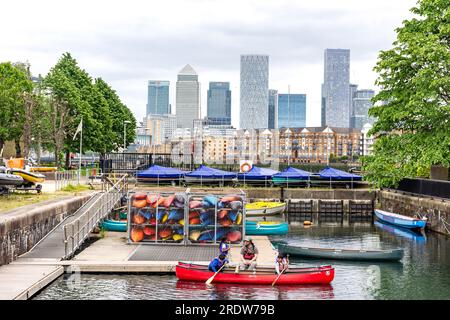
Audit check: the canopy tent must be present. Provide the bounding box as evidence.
[185,165,237,186]
[317,167,362,181]
[272,167,312,186]
[136,165,186,185]
[238,166,279,186]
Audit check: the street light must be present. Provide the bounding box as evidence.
[123,120,131,151]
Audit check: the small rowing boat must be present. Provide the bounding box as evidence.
[374,209,427,231]
[245,201,286,216]
[100,219,127,232]
[245,220,289,235]
[176,262,334,285]
[278,243,404,261]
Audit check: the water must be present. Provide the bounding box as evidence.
[34,222,450,300]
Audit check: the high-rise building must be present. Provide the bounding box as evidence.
[176,64,201,129]
[351,89,375,129]
[207,82,231,125]
[146,81,170,116]
[240,55,269,129]
[144,114,177,145]
[268,89,278,129]
[277,94,306,128]
[322,49,351,128]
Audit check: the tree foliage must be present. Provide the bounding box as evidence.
[363,0,450,187]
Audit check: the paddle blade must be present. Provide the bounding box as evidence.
[205,274,215,285]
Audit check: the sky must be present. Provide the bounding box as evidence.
[0,0,417,128]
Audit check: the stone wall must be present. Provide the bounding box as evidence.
[379,190,450,235]
[0,194,93,265]
[245,188,376,201]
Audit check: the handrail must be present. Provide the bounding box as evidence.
[63,173,128,259]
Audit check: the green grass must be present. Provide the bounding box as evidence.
[60,184,92,192]
[0,192,67,213]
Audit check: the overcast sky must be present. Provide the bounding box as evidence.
[1,0,417,128]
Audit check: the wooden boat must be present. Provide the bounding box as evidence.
[277,243,404,261]
[100,219,127,232]
[10,169,45,184]
[245,201,286,216]
[374,209,427,231]
[176,262,334,285]
[245,220,289,235]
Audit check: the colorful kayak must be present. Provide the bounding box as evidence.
[101,219,127,232]
[176,262,334,285]
[245,220,289,235]
[245,202,286,216]
[374,209,427,231]
[278,243,404,261]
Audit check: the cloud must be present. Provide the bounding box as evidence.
[0,0,417,127]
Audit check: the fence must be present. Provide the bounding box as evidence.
[62,174,128,258]
[55,168,102,191]
[393,178,450,200]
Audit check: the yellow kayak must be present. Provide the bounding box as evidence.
[29,167,58,172]
[245,201,286,216]
[11,169,45,184]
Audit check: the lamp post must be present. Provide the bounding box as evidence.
[123,120,131,151]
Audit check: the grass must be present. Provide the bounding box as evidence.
[0,183,93,213]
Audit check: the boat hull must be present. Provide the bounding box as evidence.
[278,243,404,261]
[176,263,334,285]
[245,221,289,235]
[246,202,286,217]
[101,219,127,232]
[374,209,426,230]
[10,169,45,184]
[0,173,24,186]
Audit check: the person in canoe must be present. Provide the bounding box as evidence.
[237,237,259,273]
[275,253,289,275]
[208,254,229,273]
[219,237,231,258]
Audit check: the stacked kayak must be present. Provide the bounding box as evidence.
[176,262,334,285]
[278,243,404,261]
[245,220,288,235]
[245,201,286,216]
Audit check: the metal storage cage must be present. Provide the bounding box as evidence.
[127,191,188,244]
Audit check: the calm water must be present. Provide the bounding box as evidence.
[34,221,450,300]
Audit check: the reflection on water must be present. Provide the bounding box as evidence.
[34,222,450,300]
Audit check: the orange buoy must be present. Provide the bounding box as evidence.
[303,220,312,226]
[131,228,144,242]
[132,214,146,224]
[132,199,147,208]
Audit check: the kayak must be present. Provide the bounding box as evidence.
[374,209,427,231]
[278,243,404,261]
[176,262,334,285]
[245,202,286,216]
[101,219,127,232]
[245,221,289,235]
[29,167,57,172]
[10,169,45,184]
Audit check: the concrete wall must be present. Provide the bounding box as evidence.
[379,190,450,235]
[245,188,376,201]
[0,194,93,266]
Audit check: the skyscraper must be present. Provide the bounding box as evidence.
[268,89,278,129]
[207,82,231,125]
[277,94,306,128]
[146,81,170,116]
[351,89,375,129]
[240,55,269,129]
[322,49,351,128]
[176,64,200,129]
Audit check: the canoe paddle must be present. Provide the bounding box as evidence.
[206,263,227,285]
[272,267,286,286]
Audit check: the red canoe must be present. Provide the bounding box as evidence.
[176,262,334,285]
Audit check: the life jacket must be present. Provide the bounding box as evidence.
[243,244,256,260]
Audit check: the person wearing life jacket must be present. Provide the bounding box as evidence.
[208,254,229,272]
[275,253,289,275]
[238,236,259,273]
[219,237,230,257]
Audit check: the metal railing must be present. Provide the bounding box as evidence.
[62,174,128,259]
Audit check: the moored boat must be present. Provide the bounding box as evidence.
[245,201,286,216]
[176,262,334,285]
[10,169,45,184]
[0,172,24,186]
[278,243,404,261]
[245,220,289,235]
[374,209,427,231]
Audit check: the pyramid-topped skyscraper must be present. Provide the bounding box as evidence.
[176,64,200,128]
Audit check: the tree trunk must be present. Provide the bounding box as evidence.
[36,135,41,165]
[0,138,4,157]
[15,138,22,158]
[65,151,71,170]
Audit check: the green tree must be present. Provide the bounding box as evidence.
[0,62,33,156]
[363,0,450,187]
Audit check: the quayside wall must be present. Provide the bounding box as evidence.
[0,193,92,266]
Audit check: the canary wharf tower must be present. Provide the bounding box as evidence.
[240,54,269,129]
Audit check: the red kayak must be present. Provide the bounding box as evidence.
[176,262,334,285]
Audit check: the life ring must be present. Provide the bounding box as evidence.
[240,162,252,172]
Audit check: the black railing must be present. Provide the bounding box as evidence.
[394,178,450,200]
